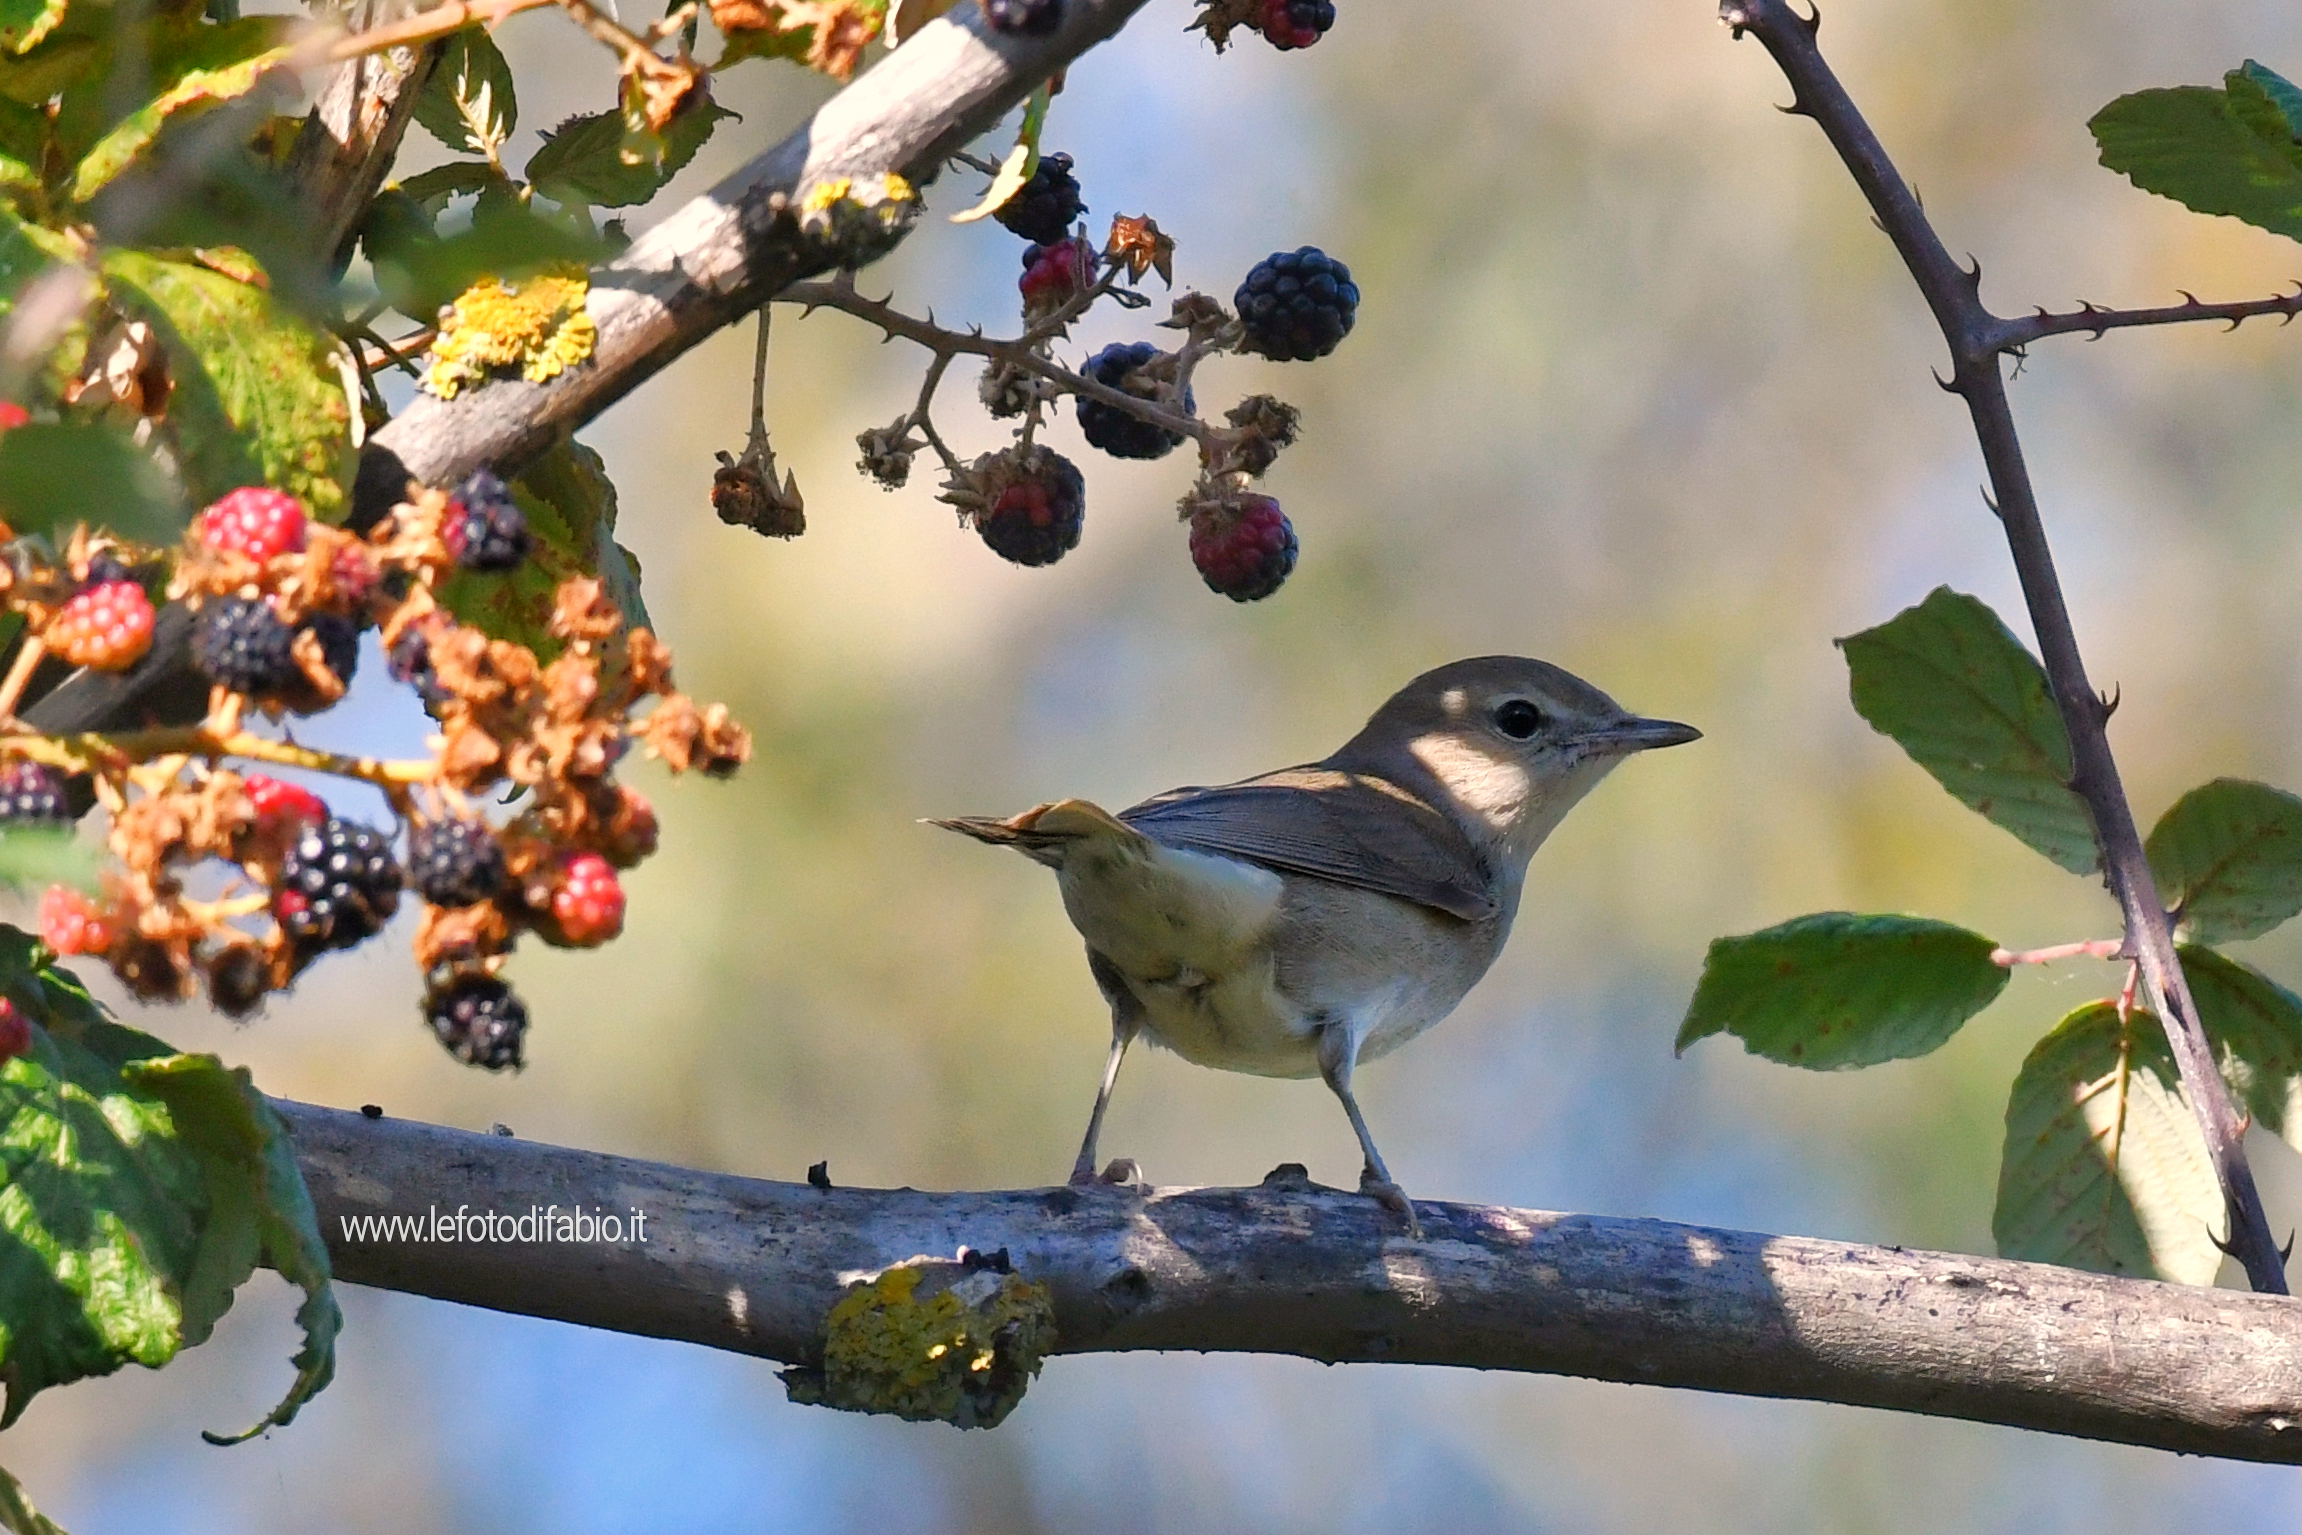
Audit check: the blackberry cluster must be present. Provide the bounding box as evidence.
[1257,0,1333,49]
[428,973,528,1071]
[0,760,67,823]
[1076,342,1191,460]
[277,816,402,954]
[994,152,1085,244]
[1235,247,1358,361]
[978,453,1086,566]
[445,470,533,573]
[980,0,1062,33]
[191,597,297,694]
[410,816,507,907]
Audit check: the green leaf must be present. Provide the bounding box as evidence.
[0,828,94,893]
[397,160,501,211]
[1993,1001,2220,1284]
[2145,778,2302,943]
[0,34,96,106]
[2240,59,2302,136]
[99,249,354,520]
[0,0,64,57]
[0,928,336,1431]
[1674,911,2009,1068]
[1838,587,2098,875]
[2091,68,2302,241]
[69,36,293,203]
[412,28,516,159]
[0,1463,70,1535]
[0,421,185,542]
[526,97,735,210]
[2181,944,2302,1155]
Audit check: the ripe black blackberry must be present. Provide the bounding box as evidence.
[192,596,298,694]
[0,760,67,823]
[389,630,451,715]
[977,452,1086,566]
[993,152,1085,244]
[980,0,1061,34]
[1234,246,1358,361]
[445,470,532,573]
[427,972,528,1071]
[301,613,360,690]
[81,551,131,588]
[410,816,507,907]
[206,945,270,1019]
[277,816,402,953]
[1075,342,1191,460]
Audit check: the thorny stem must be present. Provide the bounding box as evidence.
[1991,286,2302,352]
[1991,938,2126,967]
[1722,0,2291,1293]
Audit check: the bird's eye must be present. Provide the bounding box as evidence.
[1494,699,1544,739]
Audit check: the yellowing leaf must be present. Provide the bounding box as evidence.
[71,45,295,204]
[951,82,1048,223]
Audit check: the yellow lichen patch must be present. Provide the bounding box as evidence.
[424,266,597,400]
[783,1256,1056,1429]
[796,172,919,245]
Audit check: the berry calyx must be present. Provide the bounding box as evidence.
[198,486,309,561]
[245,774,328,831]
[994,152,1086,244]
[981,0,1063,33]
[977,451,1086,566]
[443,470,532,573]
[1255,0,1332,49]
[1076,341,1191,460]
[426,972,528,1071]
[1189,493,1298,601]
[277,816,402,953]
[1235,246,1358,361]
[39,885,116,956]
[410,816,508,907]
[546,852,624,946]
[49,581,155,671]
[1019,235,1093,316]
[0,760,68,824]
[0,998,27,1063]
[192,596,297,694]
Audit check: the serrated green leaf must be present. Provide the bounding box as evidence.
[2145,778,2302,943]
[0,828,95,893]
[1994,1001,2220,1284]
[99,249,353,519]
[0,0,64,57]
[0,421,185,542]
[526,97,735,209]
[1674,911,2008,1067]
[70,40,293,203]
[2091,71,2302,241]
[397,160,500,211]
[2181,943,2302,1155]
[0,1463,70,1535]
[412,28,516,159]
[0,929,335,1436]
[1838,587,2098,874]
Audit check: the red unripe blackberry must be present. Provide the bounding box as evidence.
[331,543,381,613]
[245,774,328,831]
[994,152,1085,244]
[198,486,309,561]
[1019,236,1092,315]
[39,885,115,955]
[0,998,27,1062]
[547,852,624,945]
[410,816,507,907]
[1256,0,1333,49]
[50,581,155,671]
[1235,246,1358,361]
[426,972,528,1071]
[0,760,68,823]
[193,596,298,694]
[1076,342,1191,460]
[0,402,28,432]
[977,452,1086,566]
[1190,494,1298,601]
[444,470,532,573]
[981,0,1061,33]
[277,816,402,953]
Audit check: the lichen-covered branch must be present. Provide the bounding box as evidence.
[275,1100,2302,1462]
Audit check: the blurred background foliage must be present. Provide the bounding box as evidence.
[11,0,2302,1527]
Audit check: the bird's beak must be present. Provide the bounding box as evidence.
[1576,716,1703,754]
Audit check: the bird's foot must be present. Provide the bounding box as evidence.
[1359,1170,1423,1239]
[1068,1157,1145,1188]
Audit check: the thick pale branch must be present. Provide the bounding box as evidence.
[1718,0,2291,1294]
[273,1101,2302,1462]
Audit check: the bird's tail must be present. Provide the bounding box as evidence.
[927,798,1149,868]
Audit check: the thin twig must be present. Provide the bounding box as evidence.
[1719,0,2291,1294]
[1991,286,2302,351]
[1991,938,2125,967]
[1,724,436,792]
[323,0,555,62]
[908,352,963,476]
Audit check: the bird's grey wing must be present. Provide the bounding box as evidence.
[1119,767,1498,922]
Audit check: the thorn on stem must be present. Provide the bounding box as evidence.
[2098,683,2119,721]
[2282,1231,2295,1264]
[2210,1220,2241,1258]
[1931,367,1957,394]
[1798,2,1821,36]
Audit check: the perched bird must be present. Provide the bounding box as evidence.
[934,656,1698,1229]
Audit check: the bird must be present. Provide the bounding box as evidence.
[932,655,1699,1231]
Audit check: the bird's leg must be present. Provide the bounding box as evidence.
[1316,1019,1421,1238]
[1070,1011,1141,1186]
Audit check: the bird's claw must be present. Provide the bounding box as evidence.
[1359,1172,1423,1239]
